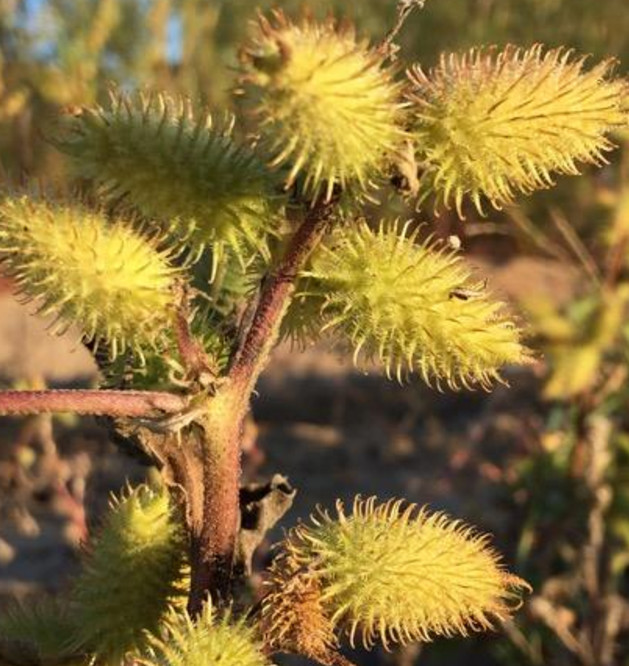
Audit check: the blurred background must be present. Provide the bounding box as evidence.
[1,1,629,664]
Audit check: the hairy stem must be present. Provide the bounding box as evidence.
[228,199,335,394]
[0,389,187,417]
[187,201,335,613]
[188,409,243,615]
[173,285,216,385]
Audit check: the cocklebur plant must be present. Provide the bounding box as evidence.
[406,45,628,217]
[0,195,180,359]
[69,484,189,663]
[238,10,407,202]
[0,2,627,665]
[261,498,530,664]
[286,219,526,387]
[53,93,280,278]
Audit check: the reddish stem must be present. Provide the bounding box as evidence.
[173,286,215,383]
[187,412,243,614]
[0,389,187,417]
[187,201,335,614]
[228,200,335,393]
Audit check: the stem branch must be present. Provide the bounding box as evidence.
[186,200,335,612]
[0,389,187,417]
[173,285,215,385]
[187,412,242,614]
[228,199,335,393]
[379,0,427,60]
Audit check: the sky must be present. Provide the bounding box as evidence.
[19,0,183,62]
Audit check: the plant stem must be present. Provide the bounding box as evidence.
[228,199,335,394]
[379,0,427,60]
[186,200,335,614]
[187,388,245,615]
[173,285,216,385]
[0,389,187,417]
